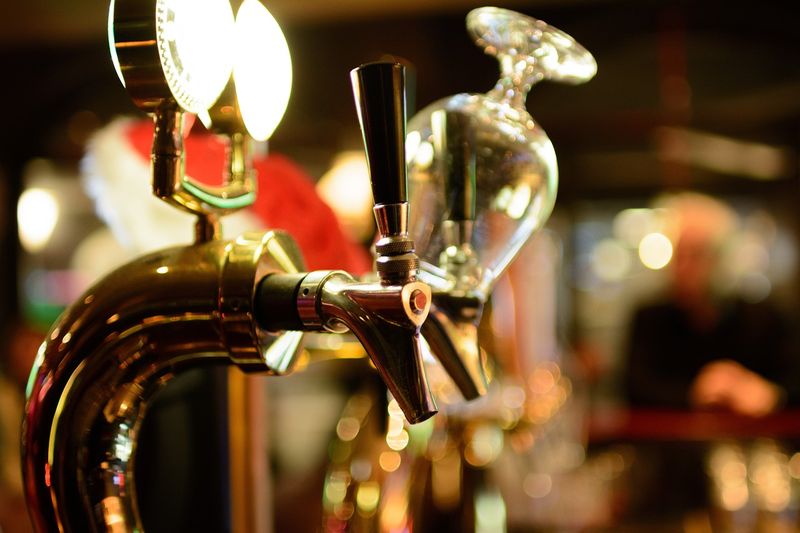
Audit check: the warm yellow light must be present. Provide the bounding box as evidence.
[317,152,373,241]
[156,0,235,113]
[474,489,507,533]
[378,451,401,472]
[101,496,125,526]
[386,429,409,451]
[529,367,556,395]
[720,485,748,511]
[379,492,409,531]
[432,449,461,510]
[387,399,404,420]
[613,208,658,248]
[591,238,631,282]
[501,385,525,409]
[492,182,535,220]
[335,416,360,442]
[464,425,503,467]
[638,232,673,270]
[414,141,435,169]
[324,472,350,505]
[355,482,381,514]
[107,0,124,87]
[506,183,532,220]
[788,452,800,479]
[18,188,59,253]
[405,131,422,162]
[233,0,292,141]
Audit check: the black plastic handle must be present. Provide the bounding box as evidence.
[432,110,476,222]
[350,61,407,206]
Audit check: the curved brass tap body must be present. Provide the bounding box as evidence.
[22,231,305,532]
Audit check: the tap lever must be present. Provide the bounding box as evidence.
[351,61,420,284]
[350,61,408,207]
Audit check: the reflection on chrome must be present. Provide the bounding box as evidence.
[407,7,596,405]
[23,232,307,531]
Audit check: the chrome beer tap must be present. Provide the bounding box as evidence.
[420,109,488,400]
[22,0,435,528]
[256,61,437,423]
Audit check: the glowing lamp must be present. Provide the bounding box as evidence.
[108,0,261,220]
[109,0,234,113]
[233,0,292,141]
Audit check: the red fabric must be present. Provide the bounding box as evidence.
[252,154,372,273]
[124,119,371,274]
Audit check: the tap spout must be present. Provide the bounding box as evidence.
[257,271,437,424]
[422,293,488,400]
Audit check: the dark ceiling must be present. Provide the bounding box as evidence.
[0,0,798,200]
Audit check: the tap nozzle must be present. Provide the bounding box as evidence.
[256,271,437,423]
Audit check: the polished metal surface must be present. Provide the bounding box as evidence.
[318,275,436,423]
[422,217,488,400]
[110,0,170,111]
[440,219,475,251]
[423,293,487,399]
[221,231,306,373]
[151,106,257,218]
[373,203,420,284]
[195,214,222,242]
[22,231,306,532]
[373,202,408,238]
[22,17,474,529]
[296,270,341,330]
[292,270,437,423]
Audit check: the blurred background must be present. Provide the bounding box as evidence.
[1,0,799,531]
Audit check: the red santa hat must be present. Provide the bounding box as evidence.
[83,117,371,274]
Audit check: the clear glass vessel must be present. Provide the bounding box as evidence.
[407,7,596,299]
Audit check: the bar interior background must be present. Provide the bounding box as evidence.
[0,0,799,531]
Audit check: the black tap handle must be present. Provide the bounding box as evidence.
[350,62,407,206]
[432,110,476,222]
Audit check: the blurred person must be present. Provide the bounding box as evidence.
[624,192,798,416]
[621,192,799,524]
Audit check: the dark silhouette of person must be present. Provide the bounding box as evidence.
[625,193,797,415]
[622,193,799,520]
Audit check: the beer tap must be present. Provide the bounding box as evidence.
[22,0,435,528]
[256,62,437,423]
